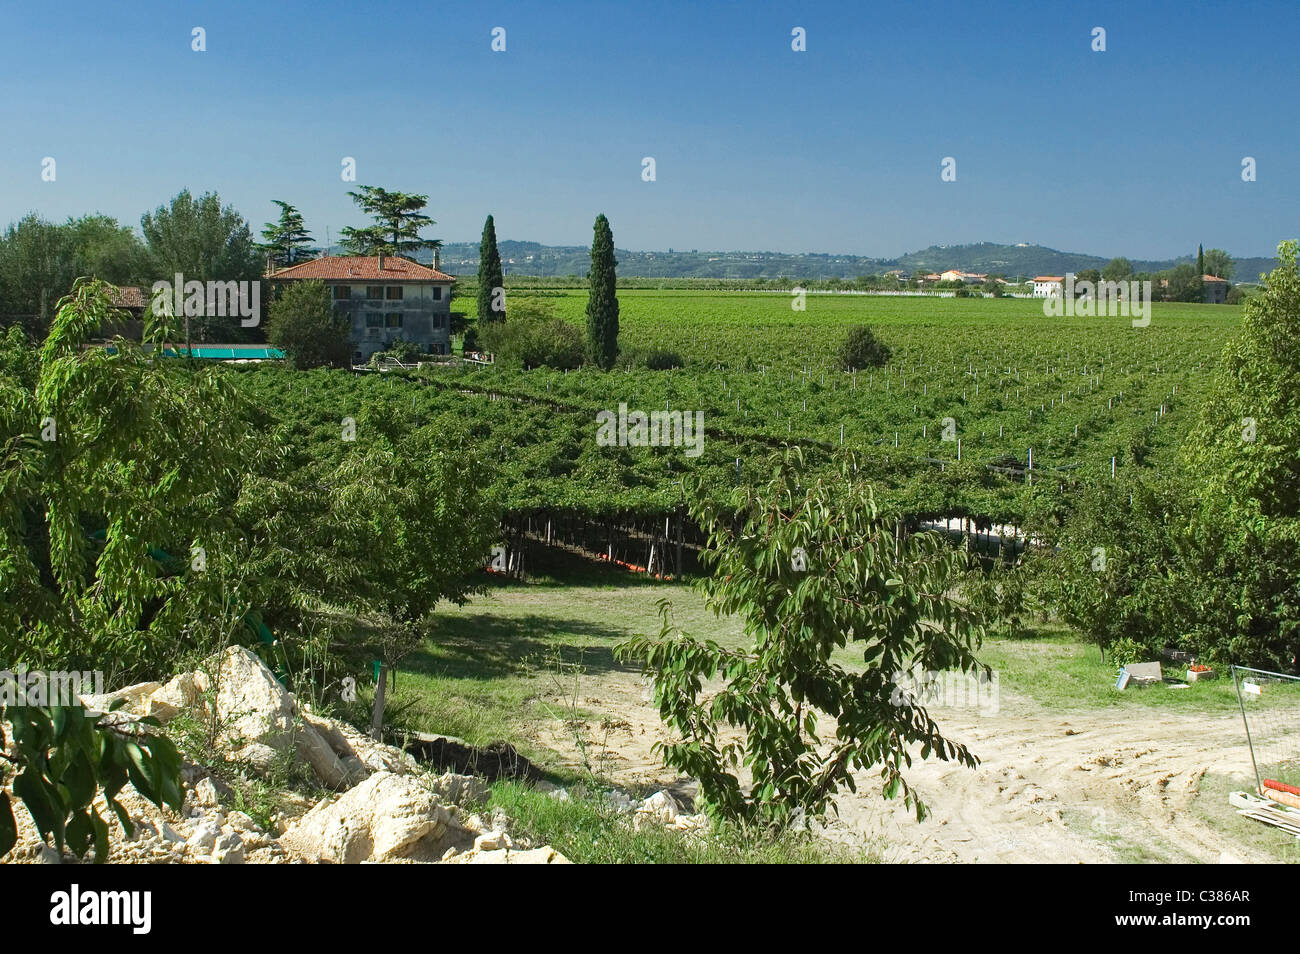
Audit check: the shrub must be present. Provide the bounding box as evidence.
[266,280,351,370]
[370,338,422,366]
[619,346,684,370]
[837,324,891,371]
[480,303,585,371]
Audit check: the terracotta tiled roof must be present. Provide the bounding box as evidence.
[108,285,147,309]
[267,255,455,282]
[1202,274,1228,282]
[1033,276,1065,282]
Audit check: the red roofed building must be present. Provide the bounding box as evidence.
[1032,276,1065,298]
[1202,274,1229,304]
[268,253,456,362]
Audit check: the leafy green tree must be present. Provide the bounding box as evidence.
[140,190,263,341]
[620,450,985,828]
[1046,473,1183,661]
[1180,240,1300,665]
[838,324,891,370]
[1163,263,1205,302]
[477,215,505,323]
[339,186,439,257]
[0,279,258,680]
[330,404,500,736]
[140,190,261,283]
[266,279,351,369]
[1203,248,1234,281]
[1102,257,1133,282]
[0,215,152,335]
[585,214,619,370]
[260,200,317,269]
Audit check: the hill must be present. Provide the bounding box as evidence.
[397,241,1275,283]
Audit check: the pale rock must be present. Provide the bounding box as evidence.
[190,777,222,810]
[194,647,295,754]
[636,790,680,826]
[279,771,451,864]
[300,710,417,777]
[213,832,245,864]
[225,810,258,833]
[188,821,221,853]
[146,671,201,722]
[35,844,62,864]
[429,772,488,806]
[79,681,161,715]
[473,831,511,852]
[293,721,353,790]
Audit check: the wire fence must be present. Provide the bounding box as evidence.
[1232,664,1300,795]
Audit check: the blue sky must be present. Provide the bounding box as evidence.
[1,0,1295,260]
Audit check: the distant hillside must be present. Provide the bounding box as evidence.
[402,240,1275,283]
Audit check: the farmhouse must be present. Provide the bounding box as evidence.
[267,253,455,362]
[940,269,987,284]
[1202,274,1229,304]
[1032,276,1064,297]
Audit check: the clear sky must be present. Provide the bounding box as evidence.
[1,0,1295,260]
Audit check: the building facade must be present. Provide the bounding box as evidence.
[268,254,455,362]
[1202,275,1229,304]
[1032,276,1064,297]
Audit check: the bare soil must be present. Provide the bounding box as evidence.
[533,671,1272,863]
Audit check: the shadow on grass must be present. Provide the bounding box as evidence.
[405,612,640,682]
[482,540,696,589]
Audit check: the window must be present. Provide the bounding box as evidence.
[365,313,382,328]
[432,286,442,301]
[333,285,352,300]
[385,286,403,300]
[385,313,404,328]
[366,286,384,300]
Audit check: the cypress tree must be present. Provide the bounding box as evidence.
[477,215,505,322]
[1197,243,1205,276]
[586,214,619,369]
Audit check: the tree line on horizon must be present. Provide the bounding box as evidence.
[0,188,623,368]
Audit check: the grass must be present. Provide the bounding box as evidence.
[388,560,1296,757]
[975,623,1300,713]
[1192,771,1300,863]
[488,779,878,864]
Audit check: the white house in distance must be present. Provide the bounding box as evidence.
[940,269,988,284]
[1032,276,1065,297]
[268,253,456,362]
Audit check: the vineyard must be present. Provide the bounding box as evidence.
[227,291,1241,545]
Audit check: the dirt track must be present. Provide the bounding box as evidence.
[535,673,1271,863]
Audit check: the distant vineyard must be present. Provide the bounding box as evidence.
[229,292,1240,527]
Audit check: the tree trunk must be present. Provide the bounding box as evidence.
[370,661,389,741]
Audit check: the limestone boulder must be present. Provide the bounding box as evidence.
[279,771,451,863]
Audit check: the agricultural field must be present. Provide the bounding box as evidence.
[412,290,1238,520]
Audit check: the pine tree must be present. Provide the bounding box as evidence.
[477,215,505,323]
[260,200,317,269]
[585,214,619,370]
[339,186,438,257]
